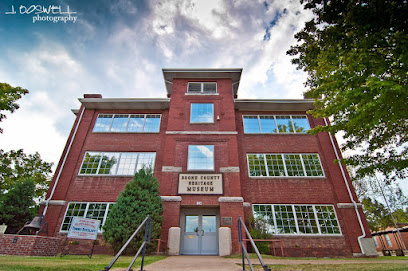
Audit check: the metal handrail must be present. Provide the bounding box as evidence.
[237,216,271,271]
[102,215,152,271]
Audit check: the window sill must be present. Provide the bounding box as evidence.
[190,122,215,124]
[243,132,310,135]
[248,176,326,179]
[272,234,343,237]
[92,131,160,134]
[77,174,134,177]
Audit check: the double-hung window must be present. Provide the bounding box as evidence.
[61,202,115,232]
[247,153,324,177]
[190,103,214,123]
[187,82,217,94]
[79,152,156,175]
[253,204,341,235]
[93,114,161,133]
[243,115,310,134]
[188,145,214,171]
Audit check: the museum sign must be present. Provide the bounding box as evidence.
[178,173,223,195]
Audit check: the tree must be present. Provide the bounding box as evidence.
[103,167,162,254]
[287,0,408,180]
[0,178,36,233]
[0,82,29,133]
[0,149,53,199]
[354,176,408,231]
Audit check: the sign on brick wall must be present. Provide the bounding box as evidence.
[67,217,100,240]
[178,173,223,194]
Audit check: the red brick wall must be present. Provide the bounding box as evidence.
[0,235,60,256]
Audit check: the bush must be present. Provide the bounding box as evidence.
[103,167,162,254]
[247,216,273,255]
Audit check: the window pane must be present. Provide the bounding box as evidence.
[188,145,214,170]
[295,206,318,234]
[292,116,310,133]
[191,103,213,123]
[247,154,267,176]
[243,116,260,133]
[253,204,276,234]
[136,153,156,172]
[274,205,297,234]
[259,116,277,133]
[61,203,87,231]
[80,152,101,174]
[185,215,199,232]
[98,153,119,175]
[116,153,139,175]
[188,83,201,93]
[276,116,293,133]
[284,154,305,176]
[202,215,217,233]
[110,115,128,132]
[265,154,285,176]
[203,83,216,93]
[128,115,145,132]
[144,115,161,132]
[86,203,108,231]
[93,115,112,132]
[302,154,324,176]
[315,206,341,234]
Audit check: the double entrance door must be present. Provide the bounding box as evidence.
[180,208,219,255]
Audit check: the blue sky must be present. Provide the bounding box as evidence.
[0,0,313,166]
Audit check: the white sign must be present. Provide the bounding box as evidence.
[178,173,223,194]
[67,217,100,240]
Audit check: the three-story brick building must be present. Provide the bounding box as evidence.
[40,68,376,257]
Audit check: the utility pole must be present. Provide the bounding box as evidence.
[374,176,407,251]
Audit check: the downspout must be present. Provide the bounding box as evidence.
[323,118,366,255]
[42,106,85,215]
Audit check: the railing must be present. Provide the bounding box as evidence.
[102,215,152,271]
[237,216,271,271]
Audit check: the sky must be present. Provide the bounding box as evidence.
[0,0,314,167]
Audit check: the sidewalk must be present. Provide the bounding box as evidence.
[144,256,241,271]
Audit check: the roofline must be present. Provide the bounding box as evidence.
[78,98,170,111]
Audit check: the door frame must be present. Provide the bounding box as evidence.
[180,207,220,255]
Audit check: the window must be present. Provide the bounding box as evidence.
[93,114,161,133]
[253,204,341,235]
[190,103,214,123]
[247,153,324,177]
[187,82,217,94]
[61,202,114,232]
[385,234,392,246]
[243,115,310,134]
[79,152,156,175]
[188,145,214,171]
[373,237,379,247]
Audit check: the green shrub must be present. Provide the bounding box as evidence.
[247,216,273,255]
[103,167,162,254]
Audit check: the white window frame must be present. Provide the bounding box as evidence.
[93,114,162,133]
[186,82,218,94]
[246,153,325,178]
[252,204,342,236]
[187,145,215,171]
[373,237,379,247]
[385,234,392,246]
[78,151,156,176]
[242,115,310,134]
[60,202,115,233]
[190,103,214,124]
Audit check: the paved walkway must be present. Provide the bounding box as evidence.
[229,258,408,266]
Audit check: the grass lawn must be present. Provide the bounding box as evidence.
[0,254,166,271]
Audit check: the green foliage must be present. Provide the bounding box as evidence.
[247,216,273,255]
[103,167,163,254]
[0,149,53,199]
[354,176,408,231]
[0,178,36,233]
[287,0,408,180]
[0,82,29,133]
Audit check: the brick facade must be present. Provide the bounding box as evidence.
[0,235,60,256]
[39,69,372,257]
